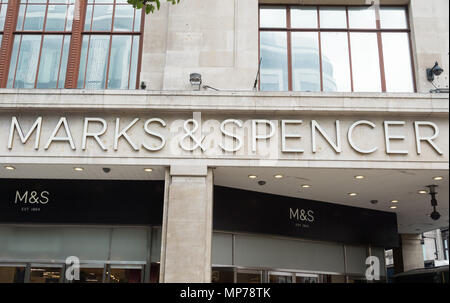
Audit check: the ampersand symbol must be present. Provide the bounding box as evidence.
[300,209,307,221]
[29,191,39,204]
[179,119,206,152]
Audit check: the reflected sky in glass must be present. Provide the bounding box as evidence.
[291,32,320,92]
[260,7,286,28]
[108,35,132,89]
[260,31,288,91]
[382,33,414,92]
[380,7,408,29]
[350,33,381,92]
[319,7,347,28]
[291,6,317,28]
[321,32,351,92]
[348,6,376,29]
[45,5,68,31]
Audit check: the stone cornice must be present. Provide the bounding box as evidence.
[0,89,448,116]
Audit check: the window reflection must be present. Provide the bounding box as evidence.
[291,6,317,28]
[8,35,41,88]
[114,4,135,32]
[380,7,408,29]
[37,35,70,88]
[319,7,347,29]
[78,34,140,89]
[45,4,69,31]
[7,34,70,89]
[350,33,381,92]
[382,33,414,92]
[91,4,113,31]
[80,2,142,89]
[348,6,376,29]
[291,32,320,92]
[259,7,286,28]
[108,35,132,89]
[83,35,110,89]
[321,32,351,92]
[23,4,46,31]
[260,31,288,91]
[259,6,413,93]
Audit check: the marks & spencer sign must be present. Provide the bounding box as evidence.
[1,114,447,164]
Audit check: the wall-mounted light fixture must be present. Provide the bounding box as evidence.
[426,184,441,221]
[426,62,444,81]
[189,73,202,90]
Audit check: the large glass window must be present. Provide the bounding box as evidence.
[1,0,142,89]
[7,0,73,88]
[259,5,415,93]
[78,0,141,89]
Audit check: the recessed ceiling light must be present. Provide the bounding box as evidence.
[274,174,284,179]
[301,184,311,188]
[354,175,365,179]
[433,176,444,181]
[348,192,358,196]
[391,200,399,203]
[248,175,257,179]
[144,168,153,172]
[4,166,15,170]
[418,190,428,194]
[390,205,397,209]
[73,167,84,172]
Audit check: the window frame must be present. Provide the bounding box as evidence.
[0,0,144,89]
[78,0,143,89]
[258,4,416,93]
[8,0,73,89]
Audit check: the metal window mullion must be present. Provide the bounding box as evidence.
[55,34,66,88]
[104,34,113,89]
[405,6,417,92]
[33,34,45,88]
[375,6,387,92]
[346,7,354,92]
[104,1,116,89]
[11,34,23,88]
[32,2,50,88]
[127,34,133,89]
[317,6,323,92]
[82,34,91,88]
[134,7,144,89]
[286,6,292,91]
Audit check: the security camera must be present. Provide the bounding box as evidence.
[140,81,147,90]
[427,62,444,81]
[430,210,441,221]
[102,167,111,173]
[370,200,378,205]
[258,180,266,186]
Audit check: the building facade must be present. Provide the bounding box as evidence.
[0,0,448,283]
